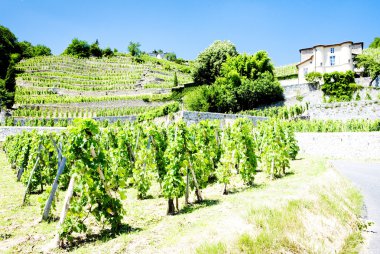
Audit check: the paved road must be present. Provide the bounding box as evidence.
[332,160,380,254]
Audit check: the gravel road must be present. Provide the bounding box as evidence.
[332,160,380,254]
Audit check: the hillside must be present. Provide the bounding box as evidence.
[12,55,192,119]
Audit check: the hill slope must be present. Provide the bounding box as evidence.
[10,55,193,120]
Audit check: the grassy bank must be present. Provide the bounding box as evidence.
[0,151,364,253]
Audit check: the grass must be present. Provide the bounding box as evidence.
[0,151,365,253]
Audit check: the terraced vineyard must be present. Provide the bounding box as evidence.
[10,55,193,123]
[274,63,298,80]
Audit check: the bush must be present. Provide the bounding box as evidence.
[305,71,322,86]
[321,71,358,101]
[237,72,284,110]
[183,86,210,111]
[185,72,283,113]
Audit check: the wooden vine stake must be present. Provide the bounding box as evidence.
[22,157,40,205]
[270,157,275,181]
[42,157,66,221]
[185,167,189,205]
[16,167,24,181]
[188,159,203,202]
[52,175,76,248]
[22,143,42,206]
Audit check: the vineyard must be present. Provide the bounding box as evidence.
[9,55,193,123]
[274,63,298,80]
[2,118,298,248]
[16,55,192,92]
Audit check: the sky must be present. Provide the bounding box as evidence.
[1,0,379,66]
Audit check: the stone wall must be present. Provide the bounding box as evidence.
[355,77,380,87]
[279,78,299,87]
[306,100,380,120]
[12,115,137,126]
[295,132,380,160]
[281,83,318,99]
[0,111,267,141]
[0,127,66,141]
[181,111,268,125]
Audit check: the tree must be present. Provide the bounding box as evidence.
[192,40,238,84]
[103,47,114,57]
[185,51,284,112]
[128,41,141,57]
[165,52,177,61]
[33,44,52,56]
[63,38,90,58]
[369,37,380,49]
[0,62,16,108]
[90,40,102,57]
[356,48,380,86]
[18,41,34,58]
[0,25,18,79]
[221,51,274,80]
[19,41,52,58]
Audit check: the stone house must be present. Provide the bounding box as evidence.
[297,41,363,83]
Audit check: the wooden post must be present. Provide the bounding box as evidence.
[22,156,40,205]
[52,175,76,248]
[185,167,189,204]
[188,159,203,202]
[270,157,275,181]
[17,167,24,181]
[42,157,66,221]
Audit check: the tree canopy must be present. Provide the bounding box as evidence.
[221,51,274,80]
[63,38,112,58]
[165,52,177,61]
[192,40,238,85]
[128,41,141,57]
[19,41,52,58]
[63,38,91,58]
[0,25,52,108]
[185,49,283,113]
[356,48,380,85]
[369,37,380,49]
[90,40,102,58]
[0,25,18,79]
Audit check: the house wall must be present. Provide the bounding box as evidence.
[300,49,313,62]
[298,42,362,83]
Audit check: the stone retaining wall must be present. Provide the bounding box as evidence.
[0,111,268,140]
[181,111,268,125]
[0,127,66,142]
[12,115,137,126]
[306,100,380,120]
[295,132,380,160]
[282,83,318,99]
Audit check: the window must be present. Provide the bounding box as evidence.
[303,68,308,76]
[330,56,335,66]
[330,48,335,53]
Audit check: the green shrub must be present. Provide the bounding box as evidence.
[183,86,210,111]
[305,71,322,85]
[321,71,358,101]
